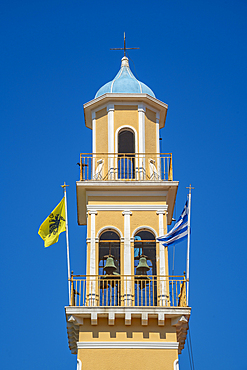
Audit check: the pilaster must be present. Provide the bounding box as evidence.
[122,210,132,305]
[107,104,114,179]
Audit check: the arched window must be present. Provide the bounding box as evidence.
[99,231,120,275]
[118,130,135,154]
[118,129,135,179]
[134,230,157,306]
[99,230,120,306]
[134,230,156,275]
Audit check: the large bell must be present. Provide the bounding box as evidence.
[136,255,150,275]
[104,255,118,275]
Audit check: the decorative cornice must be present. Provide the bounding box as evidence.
[77,341,179,349]
[87,205,168,212]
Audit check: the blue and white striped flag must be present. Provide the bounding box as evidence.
[158,201,189,246]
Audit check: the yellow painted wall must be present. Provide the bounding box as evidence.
[130,211,159,236]
[95,211,124,237]
[78,348,178,370]
[77,318,178,370]
[96,108,108,154]
[145,108,156,154]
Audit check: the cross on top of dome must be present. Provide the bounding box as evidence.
[110,32,140,57]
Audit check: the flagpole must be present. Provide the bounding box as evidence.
[186,184,194,306]
[61,182,71,303]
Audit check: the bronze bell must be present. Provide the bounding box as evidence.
[136,255,150,275]
[104,255,118,275]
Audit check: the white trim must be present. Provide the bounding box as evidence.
[107,104,114,153]
[87,190,168,197]
[88,211,97,305]
[92,112,96,153]
[88,211,97,276]
[132,225,158,238]
[77,359,82,370]
[87,204,168,212]
[138,104,146,179]
[174,359,179,370]
[122,210,132,305]
[97,226,123,239]
[138,104,146,155]
[77,341,179,349]
[156,112,160,154]
[157,211,166,275]
[92,112,96,174]
[122,210,132,275]
[107,104,114,179]
[85,99,163,118]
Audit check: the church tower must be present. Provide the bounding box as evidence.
[65,54,191,370]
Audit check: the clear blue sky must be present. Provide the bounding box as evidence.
[1,1,247,369]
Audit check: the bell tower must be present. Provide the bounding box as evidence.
[65,55,191,370]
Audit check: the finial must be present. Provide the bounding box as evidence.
[186,184,195,194]
[121,56,129,67]
[61,182,69,188]
[110,33,140,58]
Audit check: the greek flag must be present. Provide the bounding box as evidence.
[158,201,189,246]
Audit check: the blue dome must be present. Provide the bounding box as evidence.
[95,57,155,98]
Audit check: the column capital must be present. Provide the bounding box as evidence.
[107,104,114,112]
[92,111,96,120]
[156,112,160,121]
[138,104,146,113]
[89,210,98,215]
[122,210,132,216]
[156,209,167,215]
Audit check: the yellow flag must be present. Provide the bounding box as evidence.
[38,198,66,247]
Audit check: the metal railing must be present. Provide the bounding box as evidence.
[78,153,173,181]
[69,274,187,307]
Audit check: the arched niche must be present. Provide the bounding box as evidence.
[99,230,120,275]
[134,230,156,276]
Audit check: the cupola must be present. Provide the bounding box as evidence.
[95,56,155,98]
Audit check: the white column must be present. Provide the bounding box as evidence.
[156,112,161,177]
[107,104,114,179]
[92,111,96,177]
[88,210,97,306]
[138,104,146,180]
[157,209,169,306]
[122,210,132,306]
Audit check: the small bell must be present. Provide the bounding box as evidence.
[136,255,150,288]
[104,255,118,275]
[136,255,150,275]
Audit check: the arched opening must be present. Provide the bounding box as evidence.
[118,129,135,179]
[134,230,157,306]
[134,230,156,275]
[99,230,120,275]
[99,230,120,306]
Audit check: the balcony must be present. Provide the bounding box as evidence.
[69,274,187,308]
[78,153,173,181]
